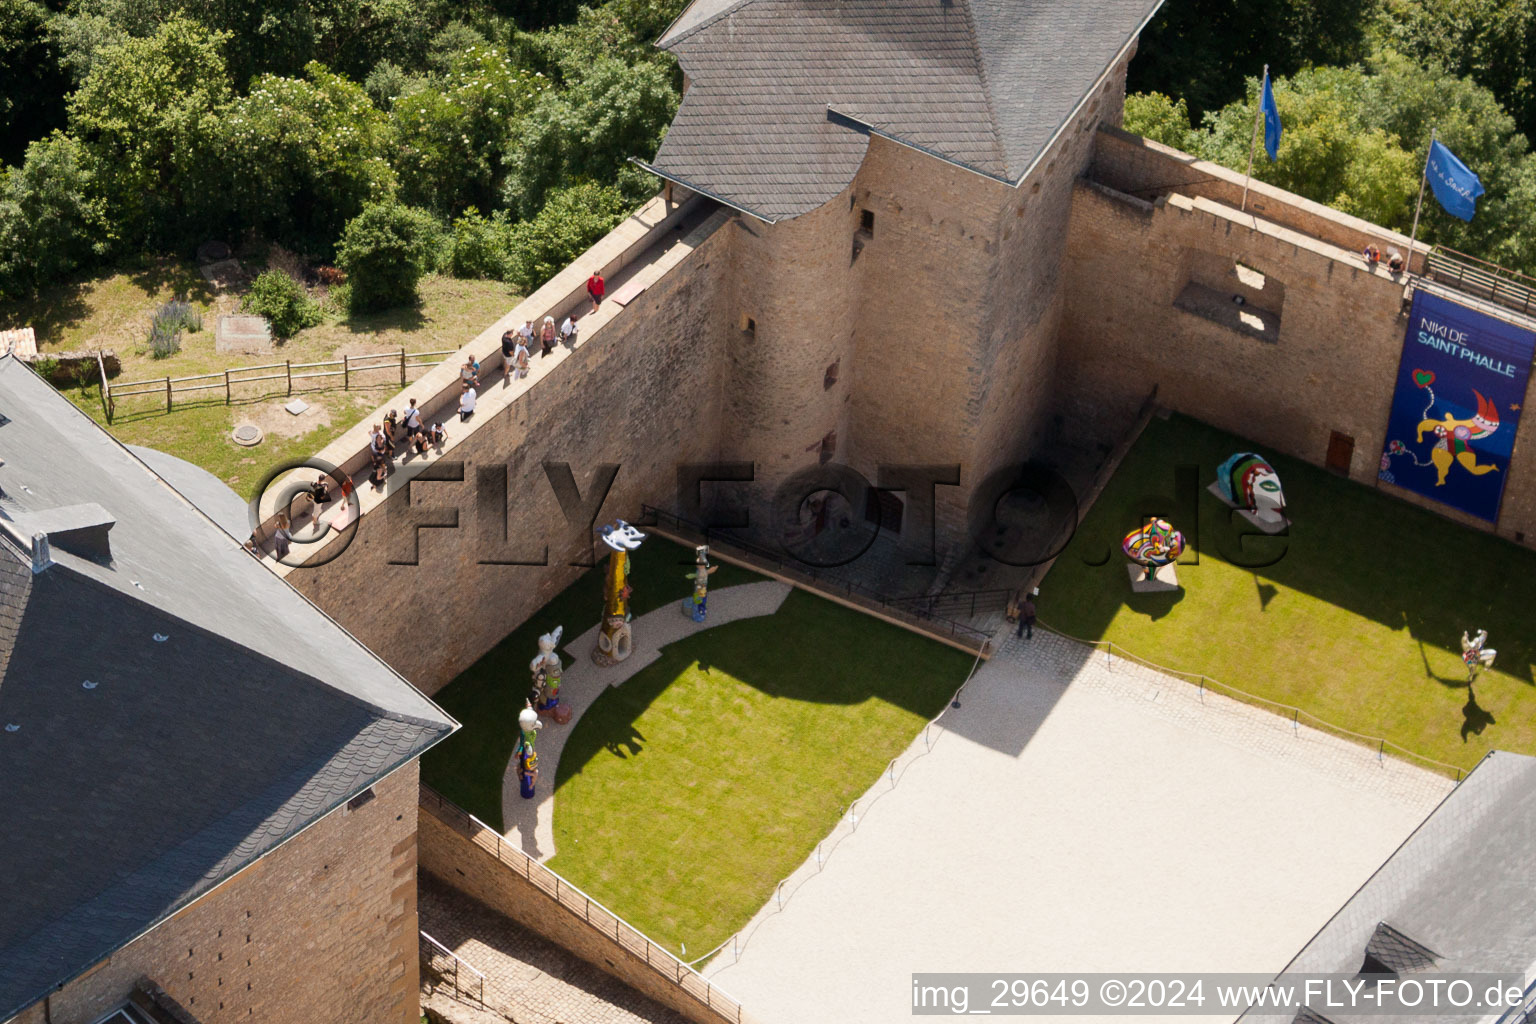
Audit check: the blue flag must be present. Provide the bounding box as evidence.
[1427,139,1484,221]
[1261,71,1282,160]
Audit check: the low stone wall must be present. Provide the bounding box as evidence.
[417,787,757,1024]
[19,350,119,383]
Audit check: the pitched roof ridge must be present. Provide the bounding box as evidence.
[658,0,759,50]
[953,0,1011,177]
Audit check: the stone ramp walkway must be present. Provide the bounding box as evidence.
[500,580,793,860]
[420,873,693,1024]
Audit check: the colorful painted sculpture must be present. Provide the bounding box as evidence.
[1122,518,1185,582]
[515,704,542,799]
[1462,629,1497,683]
[1215,452,1287,524]
[530,626,569,724]
[683,545,719,622]
[593,520,645,665]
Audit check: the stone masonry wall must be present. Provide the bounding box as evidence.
[1058,167,1536,546]
[11,764,422,1024]
[287,222,732,695]
[417,797,747,1024]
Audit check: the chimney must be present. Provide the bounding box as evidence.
[30,531,50,573]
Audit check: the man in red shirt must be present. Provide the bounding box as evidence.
[587,270,605,313]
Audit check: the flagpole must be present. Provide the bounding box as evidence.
[1406,127,1435,276]
[1241,65,1267,213]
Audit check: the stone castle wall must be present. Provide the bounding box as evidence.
[12,765,422,1024]
[287,216,733,695]
[1058,131,1536,546]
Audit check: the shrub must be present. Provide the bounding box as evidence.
[447,208,513,280]
[31,356,59,381]
[242,269,322,339]
[156,299,202,333]
[147,318,181,359]
[505,181,631,291]
[335,201,440,312]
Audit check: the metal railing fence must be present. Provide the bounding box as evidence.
[419,785,748,1024]
[420,930,487,1008]
[637,505,994,650]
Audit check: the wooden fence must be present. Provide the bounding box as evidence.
[101,348,457,420]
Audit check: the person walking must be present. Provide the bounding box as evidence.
[539,316,557,356]
[1016,593,1037,639]
[459,383,477,422]
[403,398,422,436]
[560,314,578,347]
[586,270,605,313]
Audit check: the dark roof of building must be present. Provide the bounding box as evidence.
[1240,751,1536,1024]
[0,355,456,1020]
[645,0,1165,221]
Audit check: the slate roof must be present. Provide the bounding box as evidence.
[645,0,1165,220]
[1239,751,1536,1024]
[0,355,456,1020]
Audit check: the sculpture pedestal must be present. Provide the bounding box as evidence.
[1126,562,1180,593]
[1206,482,1290,534]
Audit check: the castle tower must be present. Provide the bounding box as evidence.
[643,0,1157,566]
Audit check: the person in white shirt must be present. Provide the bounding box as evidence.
[403,398,422,435]
[517,320,534,347]
[459,384,477,421]
[514,339,530,379]
[560,315,578,345]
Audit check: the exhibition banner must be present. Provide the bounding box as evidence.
[1379,289,1536,522]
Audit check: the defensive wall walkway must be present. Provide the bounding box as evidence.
[255,191,727,570]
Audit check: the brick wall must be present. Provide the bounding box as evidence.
[417,792,750,1024]
[287,219,733,695]
[11,764,423,1024]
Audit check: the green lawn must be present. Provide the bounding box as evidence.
[3,259,518,498]
[422,537,977,957]
[544,586,975,958]
[420,539,766,828]
[1042,412,1536,772]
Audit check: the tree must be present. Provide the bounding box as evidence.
[1129,54,1536,275]
[335,200,438,311]
[500,55,675,217]
[1122,92,1194,152]
[389,42,547,215]
[1372,0,1536,140]
[1128,0,1372,119]
[214,62,397,254]
[66,15,232,250]
[0,0,71,164]
[504,180,629,290]
[0,133,105,302]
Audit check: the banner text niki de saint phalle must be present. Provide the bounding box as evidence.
[1380,290,1535,522]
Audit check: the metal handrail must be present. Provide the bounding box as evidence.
[638,504,994,649]
[1042,621,1468,781]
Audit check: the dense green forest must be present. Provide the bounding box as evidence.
[7,0,1536,309]
[1127,0,1536,274]
[0,0,685,308]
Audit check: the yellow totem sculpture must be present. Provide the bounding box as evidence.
[593,520,645,665]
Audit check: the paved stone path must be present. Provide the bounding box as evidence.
[500,580,793,859]
[701,623,1455,1024]
[420,874,692,1024]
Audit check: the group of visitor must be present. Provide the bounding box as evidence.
[1361,243,1405,274]
[369,396,448,486]
[352,268,607,491]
